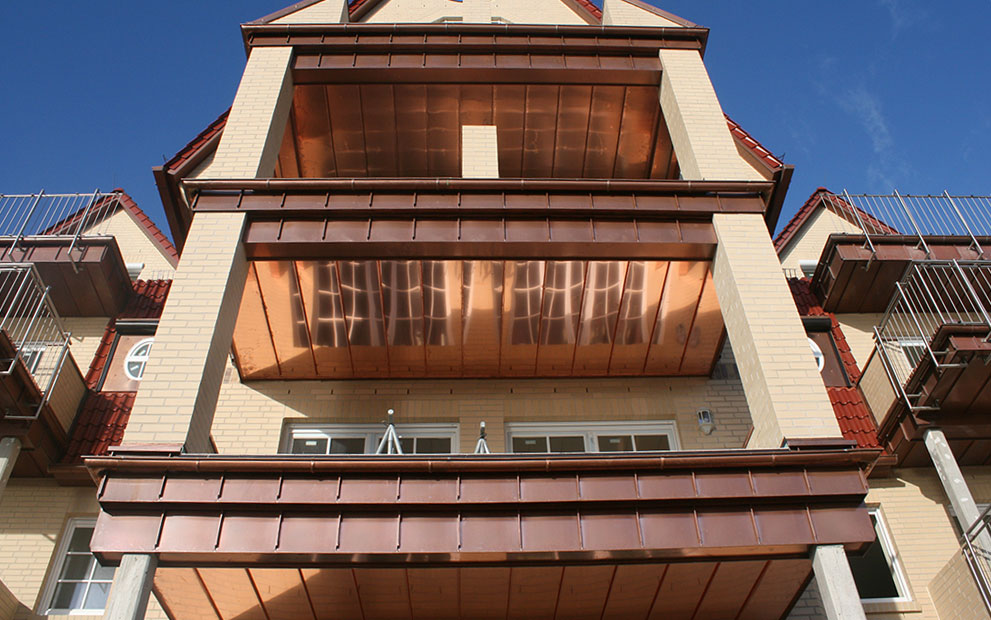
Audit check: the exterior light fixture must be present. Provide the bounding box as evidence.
[697,408,715,435]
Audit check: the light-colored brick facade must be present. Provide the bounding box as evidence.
[461,125,499,178]
[602,0,684,27]
[713,213,841,447]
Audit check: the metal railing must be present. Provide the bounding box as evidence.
[870,260,991,412]
[961,504,991,613]
[0,264,72,421]
[822,191,991,258]
[0,190,123,263]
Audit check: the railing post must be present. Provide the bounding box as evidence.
[66,188,102,272]
[894,189,932,257]
[840,190,877,257]
[894,280,941,369]
[951,260,991,342]
[945,191,984,256]
[1,191,44,261]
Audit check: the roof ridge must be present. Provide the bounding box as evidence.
[113,190,180,266]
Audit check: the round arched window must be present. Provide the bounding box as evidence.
[808,337,825,372]
[124,338,154,381]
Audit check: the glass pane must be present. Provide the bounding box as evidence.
[399,437,414,454]
[848,516,901,599]
[329,437,366,454]
[414,437,452,454]
[597,435,634,452]
[60,555,93,580]
[91,561,116,581]
[126,360,144,378]
[634,435,671,451]
[291,437,329,455]
[83,582,111,610]
[52,582,87,611]
[512,437,548,453]
[549,436,585,453]
[68,527,94,552]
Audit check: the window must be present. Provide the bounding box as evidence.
[41,519,115,615]
[897,338,928,368]
[284,424,458,455]
[808,337,825,371]
[847,508,911,602]
[123,338,154,381]
[506,421,679,454]
[806,329,850,387]
[18,343,46,373]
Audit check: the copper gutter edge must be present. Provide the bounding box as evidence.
[184,178,774,195]
[240,23,709,39]
[85,449,881,476]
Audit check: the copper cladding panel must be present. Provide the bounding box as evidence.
[279,84,676,180]
[165,560,815,620]
[234,259,722,379]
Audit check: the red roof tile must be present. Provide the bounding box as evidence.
[774,188,830,253]
[163,109,229,173]
[788,277,879,448]
[121,280,172,319]
[63,392,135,463]
[114,191,179,265]
[725,114,783,172]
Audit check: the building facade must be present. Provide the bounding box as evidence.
[8,0,983,619]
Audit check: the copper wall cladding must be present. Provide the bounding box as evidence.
[88,450,875,568]
[232,259,723,380]
[154,560,814,620]
[277,84,676,180]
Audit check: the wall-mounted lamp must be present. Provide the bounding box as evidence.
[697,408,715,435]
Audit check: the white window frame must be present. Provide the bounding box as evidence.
[855,507,913,604]
[808,337,825,371]
[123,337,154,381]
[39,518,115,616]
[505,421,680,453]
[282,423,460,455]
[18,342,47,374]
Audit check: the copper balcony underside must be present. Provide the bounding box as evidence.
[154,561,812,620]
[0,237,130,316]
[89,450,874,619]
[813,235,990,313]
[232,259,722,380]
[879,327,991,466]
[277,84,676,180]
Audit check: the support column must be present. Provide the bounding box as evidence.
[461,125,499,178]
[123,44,294,453]
[602,0,685,26]
[812,545,868,620]
[657,48,763,181]
[711,213,842,448]
[103,554,157,620]
[925,428,982,530]
[0,437,21,499]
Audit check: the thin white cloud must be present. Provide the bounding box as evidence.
[876,0,926,37]
[837,86,911,189]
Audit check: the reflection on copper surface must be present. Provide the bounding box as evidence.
[233,260,722,379]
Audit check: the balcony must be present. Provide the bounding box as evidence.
[809,192,991,312]
[0,191,132,316]
[0,264,86,475]
[86,448,875,620]
[859,260,991,465]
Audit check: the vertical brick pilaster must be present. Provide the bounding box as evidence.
[462,0,493,22]
[205,46,294,179]
[711,214,841,448]
[461,125,499,178]
[658,49,762,181]
[124,212,248,452]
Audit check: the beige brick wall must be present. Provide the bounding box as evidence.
[212,345,752,454]
[602,0,685,26]
[658,49,764,182]
[93,209,176,278]
[363,0,478,23]
[0,580,18,620]
[787,577,827,620]
[492,0,586,24]
[779,206,862,275]
[462,125,499,178]
[0,481,166,620]
[200,46,294,179]
[836,314,886,370]
[125,212,248,452]
[60,318,109,375]
[929,549,991,620]
[45,353,86,434]
[272,0,348,23]
[712,213,841,448]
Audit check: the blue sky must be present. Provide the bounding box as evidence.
[1,1,988,238]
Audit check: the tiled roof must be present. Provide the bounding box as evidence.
[121,279,172,319]
[725,114,783,172]
[63,392,135,463]
[83,322,117,389]
[774,187,830,253]
[163,109,229,173]
[115,191,179,265]
[788,277,879,448]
